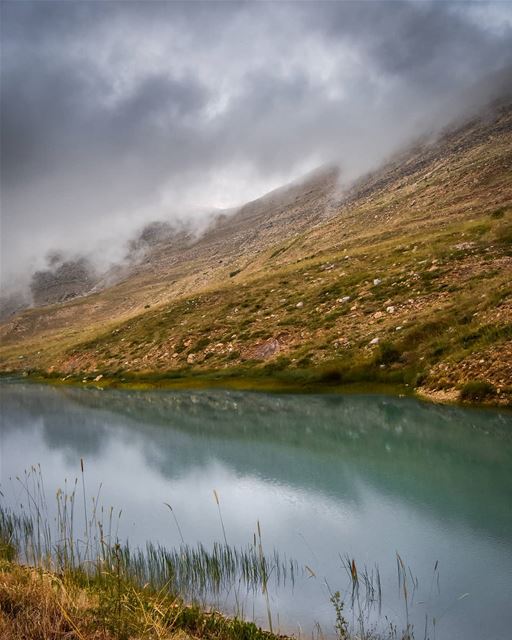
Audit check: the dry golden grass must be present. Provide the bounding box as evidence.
[0,563,198,640]
[0,561,282,640]
[0,564,105,640]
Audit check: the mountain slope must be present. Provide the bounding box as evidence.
[1,102,511,404]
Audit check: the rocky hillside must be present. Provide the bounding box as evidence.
[1,102,511,405]
[30,257,98,306]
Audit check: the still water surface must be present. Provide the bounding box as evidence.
[1,381,511,639]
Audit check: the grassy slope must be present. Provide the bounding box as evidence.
[1,105,511,404]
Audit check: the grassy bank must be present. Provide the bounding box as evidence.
[2,366,509,409]
[9,367,413,397]
[0,557,286,640]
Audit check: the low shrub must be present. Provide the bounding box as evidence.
[263,356,291,372]
[460,380,497,402]
[375,342,402,366]
[318,367,343,383]
[195,336,211,350]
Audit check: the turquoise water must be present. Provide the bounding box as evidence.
[1,381,511,638]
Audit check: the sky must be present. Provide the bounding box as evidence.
[1,0,512,290]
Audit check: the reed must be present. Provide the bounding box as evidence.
[0,466,296,606]
[0,466,441,639]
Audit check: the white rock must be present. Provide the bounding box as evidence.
[369,337,380,345]
[296,301,304,308]
[395,326,403,331]
[386,305,395,313]
[373,278,382,286]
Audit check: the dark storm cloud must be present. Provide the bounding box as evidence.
[308,1,511,88]
[1,1,511,288]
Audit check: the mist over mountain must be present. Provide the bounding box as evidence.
[2,0,512,295]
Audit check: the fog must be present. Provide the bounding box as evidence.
[1,1,511,293]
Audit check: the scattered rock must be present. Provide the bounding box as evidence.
[386,305,395,313]
[453,241,475,251]
[369,337,380,345]
[252,338,280,360]
[296,301,304,308]
[94,374,103,382]
[373,278,382,286]
[187,353,196,364]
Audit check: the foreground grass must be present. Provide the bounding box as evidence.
[0,558,284,640]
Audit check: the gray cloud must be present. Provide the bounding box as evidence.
[1,0,511,289]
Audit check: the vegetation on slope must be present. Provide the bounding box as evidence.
[1,104,511,404]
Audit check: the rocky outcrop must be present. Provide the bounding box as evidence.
[30,257,97,306]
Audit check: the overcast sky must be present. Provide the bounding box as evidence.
[1,0,512,288]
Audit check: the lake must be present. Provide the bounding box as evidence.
[1,380,511,639]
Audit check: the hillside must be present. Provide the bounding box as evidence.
[1,102,511,404]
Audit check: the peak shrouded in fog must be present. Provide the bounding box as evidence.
[1,0,511,290]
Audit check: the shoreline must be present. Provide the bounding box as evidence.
[1,369,509,409]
